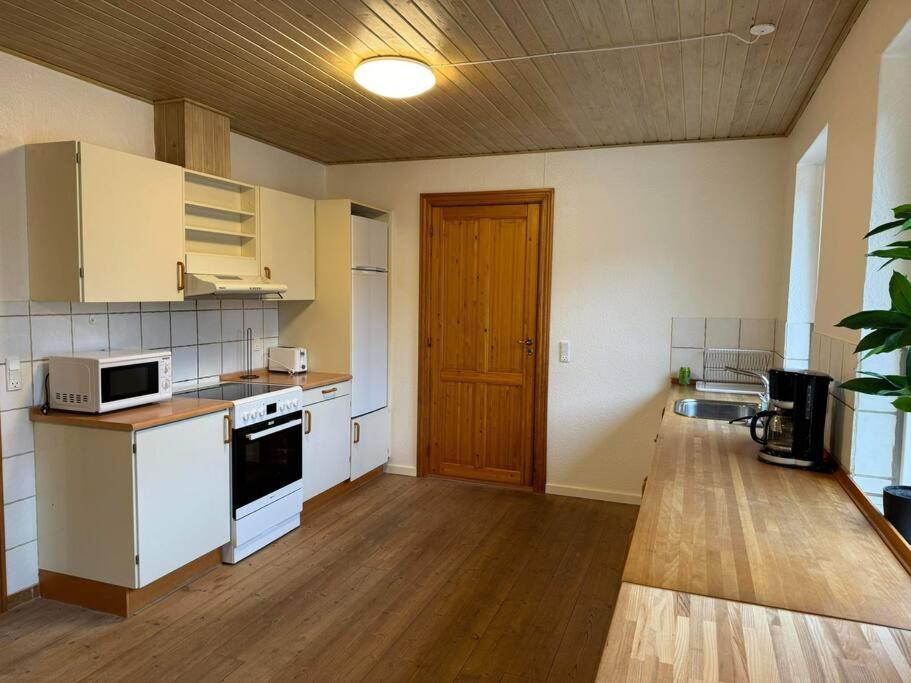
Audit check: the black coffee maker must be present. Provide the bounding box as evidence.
[749,369,832,468]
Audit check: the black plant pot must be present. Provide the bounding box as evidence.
[884,486,911,543]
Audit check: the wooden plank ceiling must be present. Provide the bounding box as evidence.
[0,0,866,164]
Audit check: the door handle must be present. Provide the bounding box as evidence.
[353,421,361,444]
[177,260,186,292]
[321,387,337,395]
[224,414,232,444]
[516,338,534,355]
[304,409,312,435]
[245,418,303,441]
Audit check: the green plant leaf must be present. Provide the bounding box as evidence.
[855,328,894,353]
[893,396,911,412]
[840,377,906,395]
[894,205,911,219]
[836,310,911,330]
[865,218,908,239]
[883,240,911,249]
[890,272,911,315]
[869,247,911,261]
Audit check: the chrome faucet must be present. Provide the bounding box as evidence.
[724,366,770,411]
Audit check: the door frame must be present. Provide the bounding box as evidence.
[417,189,554,492]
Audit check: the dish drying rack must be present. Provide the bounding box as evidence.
[702,348,773,384]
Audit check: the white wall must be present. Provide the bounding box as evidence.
[0,49,327,596]
[327,138,787,502]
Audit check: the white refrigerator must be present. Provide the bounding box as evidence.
[350,215,388,419]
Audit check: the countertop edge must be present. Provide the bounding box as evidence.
[29,399,232,432]
[219,369,352,390]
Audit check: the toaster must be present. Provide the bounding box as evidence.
[268,346,308,374]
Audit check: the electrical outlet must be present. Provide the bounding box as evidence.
[6,356,22,391]
[559,340,571,363]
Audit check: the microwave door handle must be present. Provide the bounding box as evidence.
[245,418,303,441]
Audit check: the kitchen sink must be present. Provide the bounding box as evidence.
[674,398,757,423]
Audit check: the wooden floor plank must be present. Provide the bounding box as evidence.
[0,475,638,682]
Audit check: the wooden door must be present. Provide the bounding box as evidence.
[259,187,315,300]
[420,191,553,489]
[79,142,184,302]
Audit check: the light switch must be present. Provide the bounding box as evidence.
[559,340,571,363]
[6,356,22,391]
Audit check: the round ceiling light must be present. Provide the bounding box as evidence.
[353,56,436,98]
[749,23,777,37]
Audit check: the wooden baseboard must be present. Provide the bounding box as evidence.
[302,466,384,516]
[6,585,39,610]
[39,548,222,617]
[836,468,911,576]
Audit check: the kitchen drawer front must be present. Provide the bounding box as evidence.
[301,381,351,407]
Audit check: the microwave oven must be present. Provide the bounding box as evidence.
[48,350,172,413]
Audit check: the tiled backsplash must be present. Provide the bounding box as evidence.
[669,317,778,379]
[0,298,280,595]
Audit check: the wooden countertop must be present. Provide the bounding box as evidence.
[624,385,911,629]
[220,369,351,390]
[30,398,231,432]
[599,582,911,681]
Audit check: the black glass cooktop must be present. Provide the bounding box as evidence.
[177,382,293,402]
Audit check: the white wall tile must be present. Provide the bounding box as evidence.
[738,318,774,351]
[1,408,34,456]
[774,319,785,356]
[809,332,821,371]
[108,302,140,313]
[4,496,37,549]
[670,348,704,380]
[853,410,897,478]
[140,301,170,312]
[829,340,844,384]
[243,309,264,339]
[221,299,243,310]
[671,318,705,348]
[0,360,33,410]
[0,302,29,316]
[222,341,243,373]
[198,310,221,344]
[221,309,244,342]
[169,301,196,311]
[196,298,220,310]
[30,315,72,359]
[0,317,32,362]
[170,311,198,347]
[171,346,198,382]
[71,302,107,314]
[705,318,739,348]
[198,343,222,378]
[5,541,38,594]
[3,452,35,503]
[264,337,279,355]
[141,312,171,349]
[109,313,142,350]
[817,335,831,378]
[264,309,278,338]
[831,400,854,470]
[29,302,69,315]
[263,299,278,309]
[243,299,263,309]
[72,314,109,353]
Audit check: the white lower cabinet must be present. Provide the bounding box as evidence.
[302,383,352,500]
[35,410,231,589]
[351,407,390,480]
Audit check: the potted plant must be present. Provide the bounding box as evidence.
[837,203,911,542]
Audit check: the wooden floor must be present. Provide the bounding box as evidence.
[0,474,638,682]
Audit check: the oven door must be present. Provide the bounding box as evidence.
[232,411,303,519]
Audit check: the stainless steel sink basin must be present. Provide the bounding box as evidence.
[674,398,757,422]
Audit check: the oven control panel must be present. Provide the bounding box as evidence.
[234,387,303,429]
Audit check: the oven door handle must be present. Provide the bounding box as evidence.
[244,418,303,441]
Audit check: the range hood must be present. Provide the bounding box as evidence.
[186,273,287,298]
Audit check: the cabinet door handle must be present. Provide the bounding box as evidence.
[321,387,337,395]
[177,260,186,292]
[264,266,272,279]
[224,414,232,443]
[353,421,361,444]
[304,409,312,435]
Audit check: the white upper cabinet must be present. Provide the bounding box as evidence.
[26,141,185,302]
[259,186,315,300]
[351,215,388,271]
